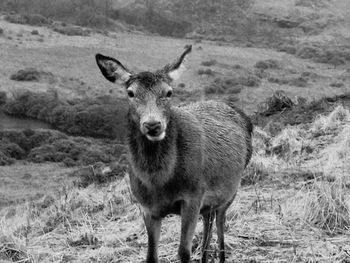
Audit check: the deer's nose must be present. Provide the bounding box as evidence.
[143,121,162,136]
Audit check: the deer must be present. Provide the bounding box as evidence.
[95,45,253,263]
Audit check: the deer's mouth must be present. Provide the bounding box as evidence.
[146,131,166,142]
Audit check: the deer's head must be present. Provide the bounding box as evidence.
[95,45,191,142]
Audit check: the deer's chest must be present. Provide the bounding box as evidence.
[128,168,197,218]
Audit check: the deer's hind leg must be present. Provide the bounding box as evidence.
[216,195,236,263]
[201,208,215,263]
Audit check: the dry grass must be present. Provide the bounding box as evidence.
[312,105,350,133]
[304,180,350,234]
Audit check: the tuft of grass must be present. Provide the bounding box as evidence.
[254,59,279,70]
[323,123,350,179]
[31,30,39,35]
[242,155,272,185]
[304,180,350,234]
[197,68,215,76]
[201,59,217,67]
[270,127,307,160]
[312,105,350,133]
[0,241,33,263]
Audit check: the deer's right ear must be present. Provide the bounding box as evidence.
[95,54,131,83]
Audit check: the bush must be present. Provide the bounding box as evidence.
[288,76,308,87]
[4,91,129,141]
[10,68,54,82]
[0,91,7,105]
[296,45,350,66]
[277,44,296,54]
[256,91,294,117]
[75,6,113,28]
[5,13,51,26]
[267,77,289,85]
[52,24,90,36]
[330,82,344,88]
[201,60,217,67]
[219,75,260,87]
[0,151,15,165]
[197,68,215,76]
[0,129,126,167]
[296,45,319,59]
[204,77,243,95]
[115,7,192,37]
[254,59,279,70]
[31,30,39,35]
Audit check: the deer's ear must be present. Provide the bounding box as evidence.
[95,54,131,83]
[164,45,192,81]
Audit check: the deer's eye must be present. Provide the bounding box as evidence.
[166,90,173,98]
[127,90,135,98]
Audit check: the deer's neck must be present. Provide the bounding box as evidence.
[127,111,178,185]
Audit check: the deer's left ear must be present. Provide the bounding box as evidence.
[95,54,131,83]
[163,45,192,81]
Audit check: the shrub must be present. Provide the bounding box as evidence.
[4,91,129,141]
[0,27,3,35]
[52,25,90,36]
[204,77,244,95]
[0,141,26,159]
[75,6,113,28]
[201,60,217,67]
[0,91,7,105]
[0,129,126,167]
[277,44,296,54]
[267,77,289,85]
[10,68,54,82]
[288,76,308,87]
[0,151,15,165]
[116,7,192,37]
[330,82,344,88]
[197,68,215,76]
[31,30,39,35]
[254,59,279,70]
[257,91,294,116]
[5,13,51,26]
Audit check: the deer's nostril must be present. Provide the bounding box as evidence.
[144,122,162,136]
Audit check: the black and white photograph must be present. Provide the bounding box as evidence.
[0,0,349,262]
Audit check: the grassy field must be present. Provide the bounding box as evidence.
[0,0,350,262]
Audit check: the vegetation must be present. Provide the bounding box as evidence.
[52,23,90,36]
[10,68,54,82]
[4,91,129,141]
[5,13,51,26]
[0,129,126,167]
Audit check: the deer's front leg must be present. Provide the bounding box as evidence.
[178,199,201,263]
[144,212,162,263]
